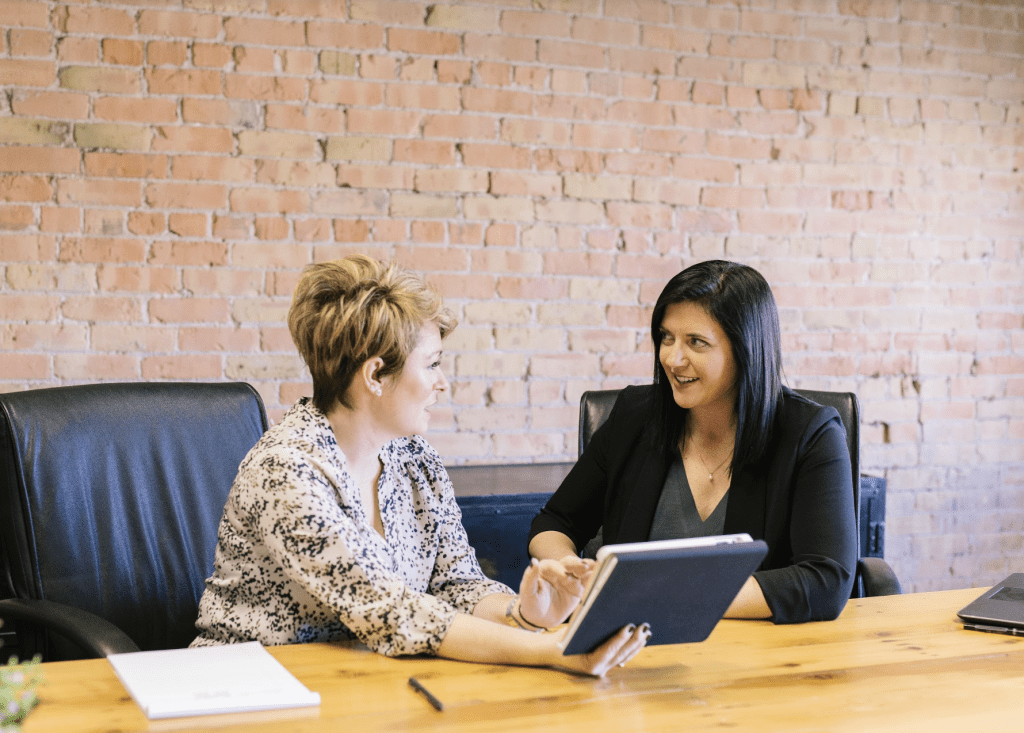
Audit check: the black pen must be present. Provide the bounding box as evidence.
[408,676,444,712]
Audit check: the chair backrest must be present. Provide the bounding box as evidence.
[0,382,268,657]
[577,387,861,527]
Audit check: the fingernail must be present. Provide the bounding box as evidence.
[618,662,626,668]
[626,624,637,633]
[639,623,650,633]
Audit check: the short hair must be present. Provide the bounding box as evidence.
[288,255,456,414]
[649,260,783,472]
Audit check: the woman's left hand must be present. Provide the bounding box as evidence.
[518,557,592,629]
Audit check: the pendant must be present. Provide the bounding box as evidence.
[708,473,714,481]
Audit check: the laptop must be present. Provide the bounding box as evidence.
[956,573,1024,636]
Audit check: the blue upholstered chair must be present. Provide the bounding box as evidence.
[0,382,268,660]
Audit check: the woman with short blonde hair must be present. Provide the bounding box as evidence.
[288,255,456,414]
[194,255,648,676]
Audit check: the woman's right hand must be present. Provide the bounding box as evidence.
[548,622,651,677]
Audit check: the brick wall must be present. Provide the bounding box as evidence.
[1,0,1021,592]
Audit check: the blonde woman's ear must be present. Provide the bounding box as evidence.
[362,357,385,397]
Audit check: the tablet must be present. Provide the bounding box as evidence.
[560,534,768,655]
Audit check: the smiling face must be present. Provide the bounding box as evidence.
[658,301,739,415]
[378,321,449,438]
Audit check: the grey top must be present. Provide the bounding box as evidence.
[648,457,729,541]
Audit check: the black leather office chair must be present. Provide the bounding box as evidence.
[578,388,902,598]
[0,382,268,660]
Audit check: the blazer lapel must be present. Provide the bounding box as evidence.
[724,462,767,539]
[615,446,671,543]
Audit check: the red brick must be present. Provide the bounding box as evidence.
[254,217,288,240]
[97,265,180,294]
[168,213,208,237]
[460,144,532,169]
[10,29,53,57]
[147,41,189,66]
[6,0,50,28]
[266,104,347,133]
[59,66,140,94]
[0,205,32,230]
[145,182,227,209]
[153,127,234,153]
[171,155,254,182]
[225,73,307,101]
[232,242,311,268]
[463,33,536,63]
[233,46,275,74]
[0,148,79,175]
[57,180,142,207]
[191,42,232,68]
[224,16,305,45]
[94,97,178,124]
[179,326,259,352]
[411,221,446,243]
[0,354,51,380]
[309,79,383,106]
[11,91,89,119]
[60,6,135,35]
[56,37,97,64]
[102,38,144,66]
[230,188,310,214]
[258,160,336,187]
[501,10,570,37]
[182,99,261,127]
[149,240,228,266]
[62,296,142,322]
[268,0,346,19]
[572,123,639,149]
[348,109,422,136]
[183,269,263,296]
[461,88,533,115]
[212,216,252,240]
[387,28,460,55]
[141,355,223,380]
[127,212,165,236]
[423,114,497,140]
[145,68,222,96]
[306,21,383,50]
[386,82,461,110]
[149,297,230,324]
[394,140,454,165]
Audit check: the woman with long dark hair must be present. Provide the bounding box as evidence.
[529,260,857,623]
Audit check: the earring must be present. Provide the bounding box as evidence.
[373,386,382,396]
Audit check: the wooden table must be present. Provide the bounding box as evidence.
[22,588,1024,733]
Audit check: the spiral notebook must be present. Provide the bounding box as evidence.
[107,641,321,719]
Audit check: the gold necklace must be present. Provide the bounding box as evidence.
[695,447,732,483]
[683,431,734,483]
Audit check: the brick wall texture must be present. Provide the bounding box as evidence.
[1,0,1022,593]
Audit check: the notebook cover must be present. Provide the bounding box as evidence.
[107,641,321,719]
[560,539,769,655]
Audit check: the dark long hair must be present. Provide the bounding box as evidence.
[650,260,783,474]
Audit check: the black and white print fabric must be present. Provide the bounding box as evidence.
[192,398,511,656]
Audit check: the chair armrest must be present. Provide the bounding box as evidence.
[858,557,903,597]
[0,598,140,658]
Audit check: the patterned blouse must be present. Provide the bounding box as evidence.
[192,398,512,657]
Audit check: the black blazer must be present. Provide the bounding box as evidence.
[530,385,857,623]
